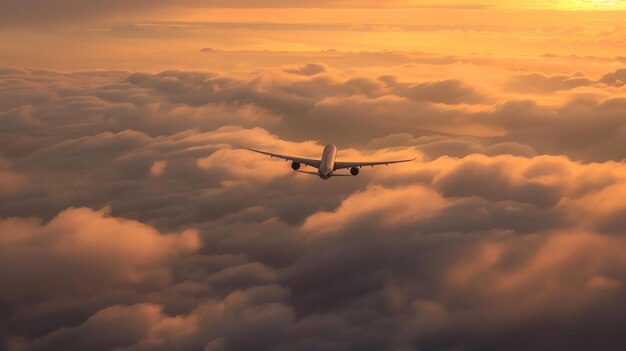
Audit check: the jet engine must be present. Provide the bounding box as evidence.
[291,161,301,170]
[350,167,359,176]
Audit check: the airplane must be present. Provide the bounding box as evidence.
[245,144,415,180]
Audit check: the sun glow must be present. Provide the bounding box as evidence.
[551,0,626,10]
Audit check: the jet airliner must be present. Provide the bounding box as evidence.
[246,144,415,180]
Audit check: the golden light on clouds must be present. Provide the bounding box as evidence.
[2,1,626,350]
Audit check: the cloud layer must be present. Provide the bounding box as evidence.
[1,60,626,351]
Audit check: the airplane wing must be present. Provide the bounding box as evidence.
[334,158,416,170]
[245,148,321,169]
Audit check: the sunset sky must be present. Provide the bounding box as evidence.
[2,1,626,350]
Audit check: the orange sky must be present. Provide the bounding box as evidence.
[1,2,625,70]
[3,2,624,111]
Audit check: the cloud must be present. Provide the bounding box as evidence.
[434,154,565,208]
[22,304,169,351]
[3,65,626,350]
[150,160,167,177]
[0,207,199,294]
[505,73,593,93]
[599,68,626,87]
[301,185,447,235]
[280,181,626,350]
[381,76,492,104]
[506,69,626,93]
[283,63,328,76]
[0,207,201,342]
[19,285,294,351]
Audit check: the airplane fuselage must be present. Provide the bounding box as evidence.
[318,144,337,179]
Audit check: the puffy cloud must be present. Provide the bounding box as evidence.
[21,304,171,351]
[506,69,626,93]
[0,207,199,295]
[380,76,492,104]
[0,157,26,194]
[281,181,626,350]
[434,155,565,208]
[599,68,626,87]
[283,63,328,76]
[367,133,537,159]
[3,67,626,163]
[0,207,202,342]
[17,285,294,351]
[3,64,626,351]
[150,160,167,177]
[505,72,593,93]
[301,185,447,235]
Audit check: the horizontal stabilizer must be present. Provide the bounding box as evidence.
[296,170,319,176]
[296,171,353,177]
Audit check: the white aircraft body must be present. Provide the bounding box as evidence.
[246,144,415,180]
